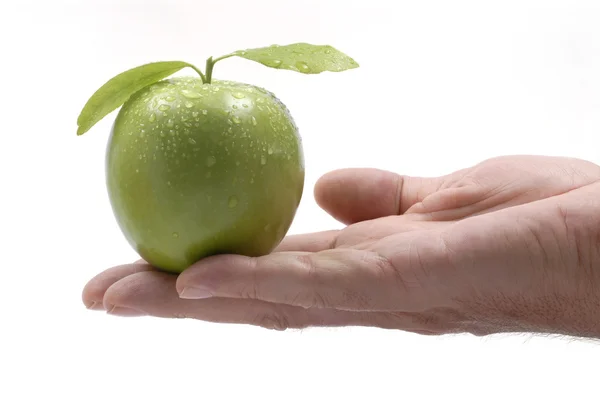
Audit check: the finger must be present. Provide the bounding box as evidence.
[176,249,407,311]
[314,168,444,224]
[103,270,320,324]
[83,232,343,314]
[273,230,339,252]
[82,262,153,310]
[102,270,404,330]
[95,266,464,333]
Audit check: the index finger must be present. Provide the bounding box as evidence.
[175,248,408,312]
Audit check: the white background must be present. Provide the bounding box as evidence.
[2,0,600,400]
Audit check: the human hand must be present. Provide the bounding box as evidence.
[82,155,600,337]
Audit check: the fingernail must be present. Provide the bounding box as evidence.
[179,286,213,299]
[106,305,146,317]
[85,301,101,310]
[85,301,107,311]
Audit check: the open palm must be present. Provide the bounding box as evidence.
[83,155,600,335]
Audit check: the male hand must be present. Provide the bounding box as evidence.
[82,156,600,337]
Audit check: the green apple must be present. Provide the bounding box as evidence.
[106,78,304,273]
[77,43,359,274]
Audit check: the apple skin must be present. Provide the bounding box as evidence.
[105,77,305,274]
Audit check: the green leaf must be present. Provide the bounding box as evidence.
[76,61,197,135]
[231,43,359,74]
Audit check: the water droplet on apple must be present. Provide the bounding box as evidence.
[296,61,311,72]
[251,116,258,126]
[181,89,202,99]
[267,147,273,155]
[159,104,171,111]
[149,113,156,122]
[264,59,282,68]
[188,138,196,145]
[228,196,239,208]
[232,92,246,99]
[166,119,174,128]
[202,110,208,115]
[231,115,241,124]
[184,101,194,108]
[205,155,217,167]
[166,96,176,102]
[172,232,179,238]
[261,155,267,165]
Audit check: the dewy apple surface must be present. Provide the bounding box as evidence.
[76,43,359,273]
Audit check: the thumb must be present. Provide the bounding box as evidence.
[314,168,444,225]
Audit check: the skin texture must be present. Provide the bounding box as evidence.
[83,155,600,338]
[106,77,304,273]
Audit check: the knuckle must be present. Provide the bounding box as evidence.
[292,254,332,308]
[297,254,319,282]
[238,257,261,300]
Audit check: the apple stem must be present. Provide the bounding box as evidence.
[205,57,215,84]
[188,65,207,83]
[204,54,236,84]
